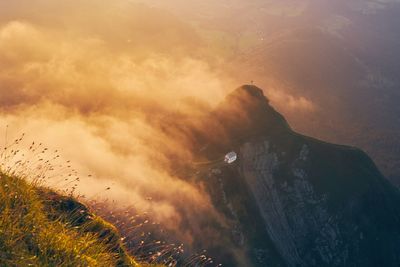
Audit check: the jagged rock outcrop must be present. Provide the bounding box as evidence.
[199,85,400,267]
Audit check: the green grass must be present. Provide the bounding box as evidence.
[0,171,146,267]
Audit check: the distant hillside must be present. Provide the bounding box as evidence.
[0,171,155,266]
[138,0,400,185]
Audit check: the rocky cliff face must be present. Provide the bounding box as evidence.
[198,85,400,267]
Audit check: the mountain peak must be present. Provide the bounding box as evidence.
[214,85,290,142]
[201,86,400,267]
[231,84,269,102]
[224,85,270,108]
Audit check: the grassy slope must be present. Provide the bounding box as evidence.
[0,171,153,267]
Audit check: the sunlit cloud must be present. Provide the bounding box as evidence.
[0,1,234,244]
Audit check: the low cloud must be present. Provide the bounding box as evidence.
[266,87,316,112]
[0,1,233,246]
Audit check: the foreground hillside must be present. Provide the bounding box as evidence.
[0,171,142,266]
